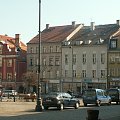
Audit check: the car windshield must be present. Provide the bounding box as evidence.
[83,90,96,97]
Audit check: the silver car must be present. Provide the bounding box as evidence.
[82,89,111,106]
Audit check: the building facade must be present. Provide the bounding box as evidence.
[62,43,108,93]
[108,30,120,88]
[0,34,27,92]
[27,20,120,93]
[27,22,83,93]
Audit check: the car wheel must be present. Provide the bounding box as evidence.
[108,101,111,105]
[44,106,48,110]
[58,104,64,110]
[84,103,87,106]
[75,102,79,109]
[116,102,119,105]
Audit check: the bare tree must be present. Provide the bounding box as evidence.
[22,71,37,93]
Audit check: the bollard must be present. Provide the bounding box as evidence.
[86,109,99,120]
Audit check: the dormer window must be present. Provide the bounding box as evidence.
[110,39,117,48]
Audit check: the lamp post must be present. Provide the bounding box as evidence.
[71,45,73,92]
[35,0,43,111]
[14,72,16,102]
[81,73,83,94]
[106,75,110,89]
[69,42,73,92]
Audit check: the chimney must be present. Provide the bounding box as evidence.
[15,34,20,47]
[116,20,120,26]
[46,24,49,29]
[72,21,76,27]
[91,22,95,30]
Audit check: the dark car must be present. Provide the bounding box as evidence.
[42,92,80,110]
[107,88,120,104]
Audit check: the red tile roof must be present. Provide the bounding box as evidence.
[28,24,81,44]
[0,35,27,51]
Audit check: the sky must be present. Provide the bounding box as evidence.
[0,0,120,44]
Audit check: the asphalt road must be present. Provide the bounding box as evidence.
[0,102,120,120]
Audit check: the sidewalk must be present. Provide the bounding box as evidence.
[0,101,36,114]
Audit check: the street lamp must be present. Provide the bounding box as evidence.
[35,0,43,111]
[14,72,16,102]
[69,44,73,92]
[106,75,110,89]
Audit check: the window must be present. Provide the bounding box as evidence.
[92,70,96,78]
[43,46,46,53]
[115,53,120,63]
[56,46,60,52]
[65,54,68,65]
[7,73,12,80]
[73,70,76,77]
[111,40,117,48]
[73,54,76,65]
[82,70,86,78]
[30,47,33,53]
[7,59,12,67]
[55,57,60,66]
[101,70,105,78]
[93,53,96,64]
[50,46,53,53]
[43,58,46,66]
[65,70,68,77]
[30,58,33,66]
[49,57,54,66]
[109,54,115,63]
[56,70,60,78]
[101,53,105,64]
[83,53,86,64]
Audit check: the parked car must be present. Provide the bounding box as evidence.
[42,92,80,110]
[107,88,120,104]
[2,90,17,97]
[82,88,111,106]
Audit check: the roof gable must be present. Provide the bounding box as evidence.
[0,35,27,51]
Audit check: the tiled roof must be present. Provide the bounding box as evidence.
[0,35,27,51]
[28,24,81,44]
[71,24,119,44]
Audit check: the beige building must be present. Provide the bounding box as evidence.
[27,22,83,93]
[62,43,107,92]
[27,20,120,93]
[61,21,120,93]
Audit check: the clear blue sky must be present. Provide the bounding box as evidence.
[0,0,120,44]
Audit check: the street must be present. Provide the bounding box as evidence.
[0,102,120,120]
